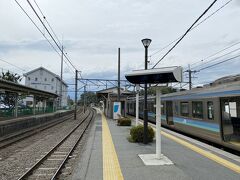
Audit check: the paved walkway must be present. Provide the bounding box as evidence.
[72,110,240,180]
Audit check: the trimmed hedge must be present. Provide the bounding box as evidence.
[129,125,155,143]
[117,117,132,126]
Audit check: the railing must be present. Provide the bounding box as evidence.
[0,105,75,120]
[0,107,55,119]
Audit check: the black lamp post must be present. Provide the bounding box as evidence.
[141,38,152,144]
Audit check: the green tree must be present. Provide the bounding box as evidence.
[78,92,100,106]
[67,95,74,106]
[0,71,22,109]
[0,71,22,83]
[139,86,177,96]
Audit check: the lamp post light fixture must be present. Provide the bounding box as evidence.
[141,38,152,144]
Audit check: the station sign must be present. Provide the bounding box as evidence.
[113,102,121,120]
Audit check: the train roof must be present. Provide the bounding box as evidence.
[127,81,240,101]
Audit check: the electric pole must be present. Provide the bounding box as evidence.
[186,64,198,90]
[74,70,78,120]
[84,85,86,113]
[60,45,63,108]
[118,48,120,102]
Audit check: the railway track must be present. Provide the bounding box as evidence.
[0,109,83,149]
[17,108,95,180]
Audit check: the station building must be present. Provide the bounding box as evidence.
[24,67,68,107]
[96,87,134,118]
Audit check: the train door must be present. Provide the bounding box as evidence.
[166,101,174,125]
[221,97,240,143]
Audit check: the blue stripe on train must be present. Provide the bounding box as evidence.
[144,113,219,132]
[172,117,220,132]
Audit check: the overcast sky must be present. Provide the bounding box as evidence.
[0,0,240,94]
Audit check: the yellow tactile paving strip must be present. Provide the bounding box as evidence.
[161,131,240,174]
[102,113,124,180]
[137,120,240,174]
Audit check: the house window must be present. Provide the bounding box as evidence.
[35,77,38,81]
[192,101,203,119]
[180,102,189,116]
[35,85,38,89]
[52,78,54,82]
[51,86,54,90]
[28,77,30,81]
[207,101,214,120]
[45,78,47,81]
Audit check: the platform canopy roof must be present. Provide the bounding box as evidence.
[0,79,58,98]
[125,66,183,84]
[96,87,133,97]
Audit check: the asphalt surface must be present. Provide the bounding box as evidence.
[72,113,240,180]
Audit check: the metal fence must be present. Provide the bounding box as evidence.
[0,107,55,119]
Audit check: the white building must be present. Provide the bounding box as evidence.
[24,67,68,107]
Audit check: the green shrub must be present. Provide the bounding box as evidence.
[129,125,155,143]
[117,117,131,126]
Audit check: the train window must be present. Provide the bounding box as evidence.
[207,101,214,120]
[161,103,165,114]
[180,102,189,116]
[192,101,203,119]
[174,102,178,115]
[229,102,237,118]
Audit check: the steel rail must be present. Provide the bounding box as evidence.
[17,108,93,180]
[51,109,95,180]
[0,109,83,149]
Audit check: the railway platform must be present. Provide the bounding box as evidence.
[72,109,240,180]
[0,109,73,139]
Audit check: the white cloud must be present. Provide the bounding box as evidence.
[0,0,239,95]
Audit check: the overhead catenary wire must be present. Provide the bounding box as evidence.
[150,0,232,58]
[15,0,76,76]
[152,0,219,68]
[26,0,78,71]
[15,0,61,57]
[33,0,76,75]
[33,0,62,48]
[197,54,240,71]
[192,46,240,70]
[0,58,26,72]
[190,40,240,68]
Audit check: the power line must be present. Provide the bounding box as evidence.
[15,0,76,76]
[150,0,232,58]
[191,41,240,68]
[197,54,240,71]
[152,0,219,68]
[0,58,26,72]
[15,0,61,57]
[33,0,62,48]
[192,46,240,70]
[26,0,78,71]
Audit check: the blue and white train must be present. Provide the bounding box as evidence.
[127,82,240,152]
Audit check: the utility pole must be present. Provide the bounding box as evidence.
[118,48,120,102]
[60,45,63,108]
[74,70,78,120]
[186,64,198,90]
[188,64,192,90]
[84,85,86,113]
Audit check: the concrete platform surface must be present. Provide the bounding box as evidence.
[72,111,240,180]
